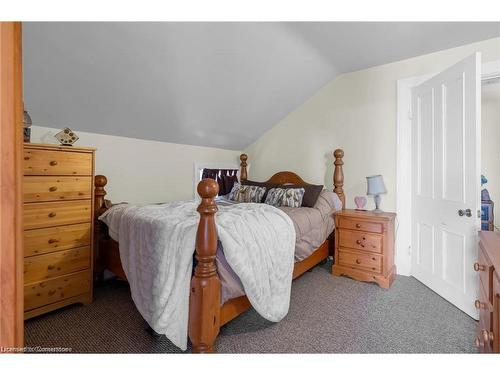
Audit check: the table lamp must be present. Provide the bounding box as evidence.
[366,175,387,213]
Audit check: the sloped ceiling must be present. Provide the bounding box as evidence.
[23,22,500,150]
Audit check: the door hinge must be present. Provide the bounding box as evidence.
[478,209,481,218]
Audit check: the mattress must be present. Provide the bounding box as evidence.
[215,190,342,304]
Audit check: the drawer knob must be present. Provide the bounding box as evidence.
[48,238,59,244]
[47,264,55,270]
[49,186,58,192]
[473,262,485,272]
[475,337,484,347]
[355,259,361,264]
[475,300,486,310]
[356,240,362,244]
[49,160,58,166]
[355,223,361,228]
[481,329,493,343]
[48,289,56,296]
[48,212,57,218]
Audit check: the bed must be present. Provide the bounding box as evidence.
[93,149,346,353]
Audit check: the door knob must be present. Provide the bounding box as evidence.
[458,209,472,217]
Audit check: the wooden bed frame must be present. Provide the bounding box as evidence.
[93,149,345,353]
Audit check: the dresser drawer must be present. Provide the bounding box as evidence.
[24,200,92,230]
[339,230,382,254]
[476,245,494,302]
[24,176,92,203]
[338,217,383,234]
[24,149,92,176]
[24,246,91,284]
[24,270,91,311]
[338,249,382,273]
[24,223,92,257]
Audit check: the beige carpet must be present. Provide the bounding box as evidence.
[25,261,477,353]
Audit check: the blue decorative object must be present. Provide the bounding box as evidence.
[481,175,488,185]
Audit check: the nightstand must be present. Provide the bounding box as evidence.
[332,209,396,288]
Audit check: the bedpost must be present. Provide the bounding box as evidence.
[240,154,248,181]
[93,175,108,283]
[94,175,108,218]
[333,149,345,209]
[189,178,221,353]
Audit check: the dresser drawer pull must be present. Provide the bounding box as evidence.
[47,264,55,270]
[49,186,58,192]
[47,238,59,244]
[481,329,494,343]
[355,259,361,264]
[48,289,56,296]
[49,160,58,166]
[355,223,361,228]
[473,262,485,272]
[475,299,486,310]
[475,337,484,347]
[48,212,57,218]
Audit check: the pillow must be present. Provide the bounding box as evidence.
[278,184,324,207]
[230,184,267,203]
[264,187,305,208]
[220,174,238,196]
[241,179,277,202]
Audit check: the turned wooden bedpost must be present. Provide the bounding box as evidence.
[240,154,248,181]
[93,175,108,283]
[333,149,345,209]
[94,175,108,217]
[189,178,221,353]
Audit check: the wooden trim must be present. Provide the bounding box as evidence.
[0,22,23,349]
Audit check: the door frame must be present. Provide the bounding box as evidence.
[396,59,500,277]
[0,22,23,350]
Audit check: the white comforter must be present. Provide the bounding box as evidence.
[99,201,295,350]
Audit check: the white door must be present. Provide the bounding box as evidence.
[411,53,481,319]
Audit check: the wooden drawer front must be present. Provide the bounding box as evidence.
[24,200,92,230]
[24,149,92,176]
[338,217,383,234]
[24,246,90,284]
[477,246,494,302]
[338,249,382,273]
[24,223,91,257]
[24,270,91,311]
[24,176,92,203]
[339,230,382,254]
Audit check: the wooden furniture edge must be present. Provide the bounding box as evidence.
[0,21,24,350]
[93,148,345,353]
[24,142,96,153]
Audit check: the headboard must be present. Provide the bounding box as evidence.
[238,149,345,208]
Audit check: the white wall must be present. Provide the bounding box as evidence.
[30,126,242,204]
[244,37,500,274]
[482,80,500,228]
[245,37,500,212]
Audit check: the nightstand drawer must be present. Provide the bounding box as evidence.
[338,249,382,273]
[338,217,383,233]
[339,230,382,253]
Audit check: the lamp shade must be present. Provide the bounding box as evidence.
[366,175,387,195]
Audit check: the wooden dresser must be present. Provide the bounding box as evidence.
[475,231,500,353]
[332,209,396,288]
[23,143,96,319]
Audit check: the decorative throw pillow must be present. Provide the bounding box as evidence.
[230,184,267,203]
[220,174,239,196]
[264,187,306,208]
[227,183,240,200]
[278,184,324,207]
[241,179,278,202]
